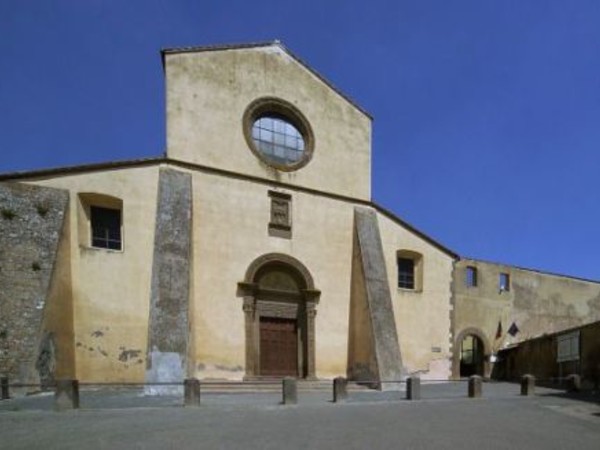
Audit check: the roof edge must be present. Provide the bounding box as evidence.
[461,256,600,285]
[0,156,166,181]
[2,157,596,284]
[371,202,459,259]
[160,40,373,120]
[498,318,600,349]
[0,156,455,259]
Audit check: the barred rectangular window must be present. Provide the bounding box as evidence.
[397,257,415,289]
[91,206,122,250]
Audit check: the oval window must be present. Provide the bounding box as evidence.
[243,98,314,171]
[251,116,306,166]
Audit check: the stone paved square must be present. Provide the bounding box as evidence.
[1,382,599,449]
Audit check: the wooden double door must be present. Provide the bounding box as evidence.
[259,317,298,377]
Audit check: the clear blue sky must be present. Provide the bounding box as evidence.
[2,1,600,280]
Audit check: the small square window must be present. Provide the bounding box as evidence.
[466,266,478,287]
[91,206,122,250]
[499,273,510,292]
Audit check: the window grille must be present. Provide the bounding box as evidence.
[91,206,122,250]
[397,257,415,289]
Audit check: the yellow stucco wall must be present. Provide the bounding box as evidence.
[25,166,159,382]
[24,163,360,381]
[9,44,459,383]
[20,161,456,382]
[378,213,454,379]
[187,168,355,379]
[186,168,455,380]
[42,205,75,379]
[8,44,600,386]
[165,45,372,200]
[24,158,600,384]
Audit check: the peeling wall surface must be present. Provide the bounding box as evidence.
[0,182,69,385]
[453,259,600,378]
[28,166,159,383]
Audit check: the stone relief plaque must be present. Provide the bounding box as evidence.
[268,191,292,239]
[271,198,289,226]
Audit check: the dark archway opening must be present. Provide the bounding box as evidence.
[459,334,485,377]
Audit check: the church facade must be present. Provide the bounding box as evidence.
[1,42,599,388]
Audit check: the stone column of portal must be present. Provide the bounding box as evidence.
[243,296,256,377]
[306,303,317,380]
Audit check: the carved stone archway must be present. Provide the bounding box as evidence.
[238,253,320,379]
[452,327,492,379]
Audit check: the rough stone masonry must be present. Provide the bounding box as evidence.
[0,182,68,386]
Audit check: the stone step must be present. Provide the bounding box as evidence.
[197,380,375,393]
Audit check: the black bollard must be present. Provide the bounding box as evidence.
[184,378,201,407]
[282,377,297,405]
[520,374,535,396]
[333,377,348,403]
[565,374,581,392]
[406,376,421,400]
[468,375,482,398]
[54,379,80,411]
[1,377,8,400]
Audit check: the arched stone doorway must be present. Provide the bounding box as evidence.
[452,328,491,379]
[238,253,320,379]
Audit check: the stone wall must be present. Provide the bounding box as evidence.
[0,182,69,385]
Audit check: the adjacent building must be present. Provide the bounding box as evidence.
[453,259,600,379]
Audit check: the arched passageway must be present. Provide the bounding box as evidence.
[459,334,485,377]
[452,328,491,379]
